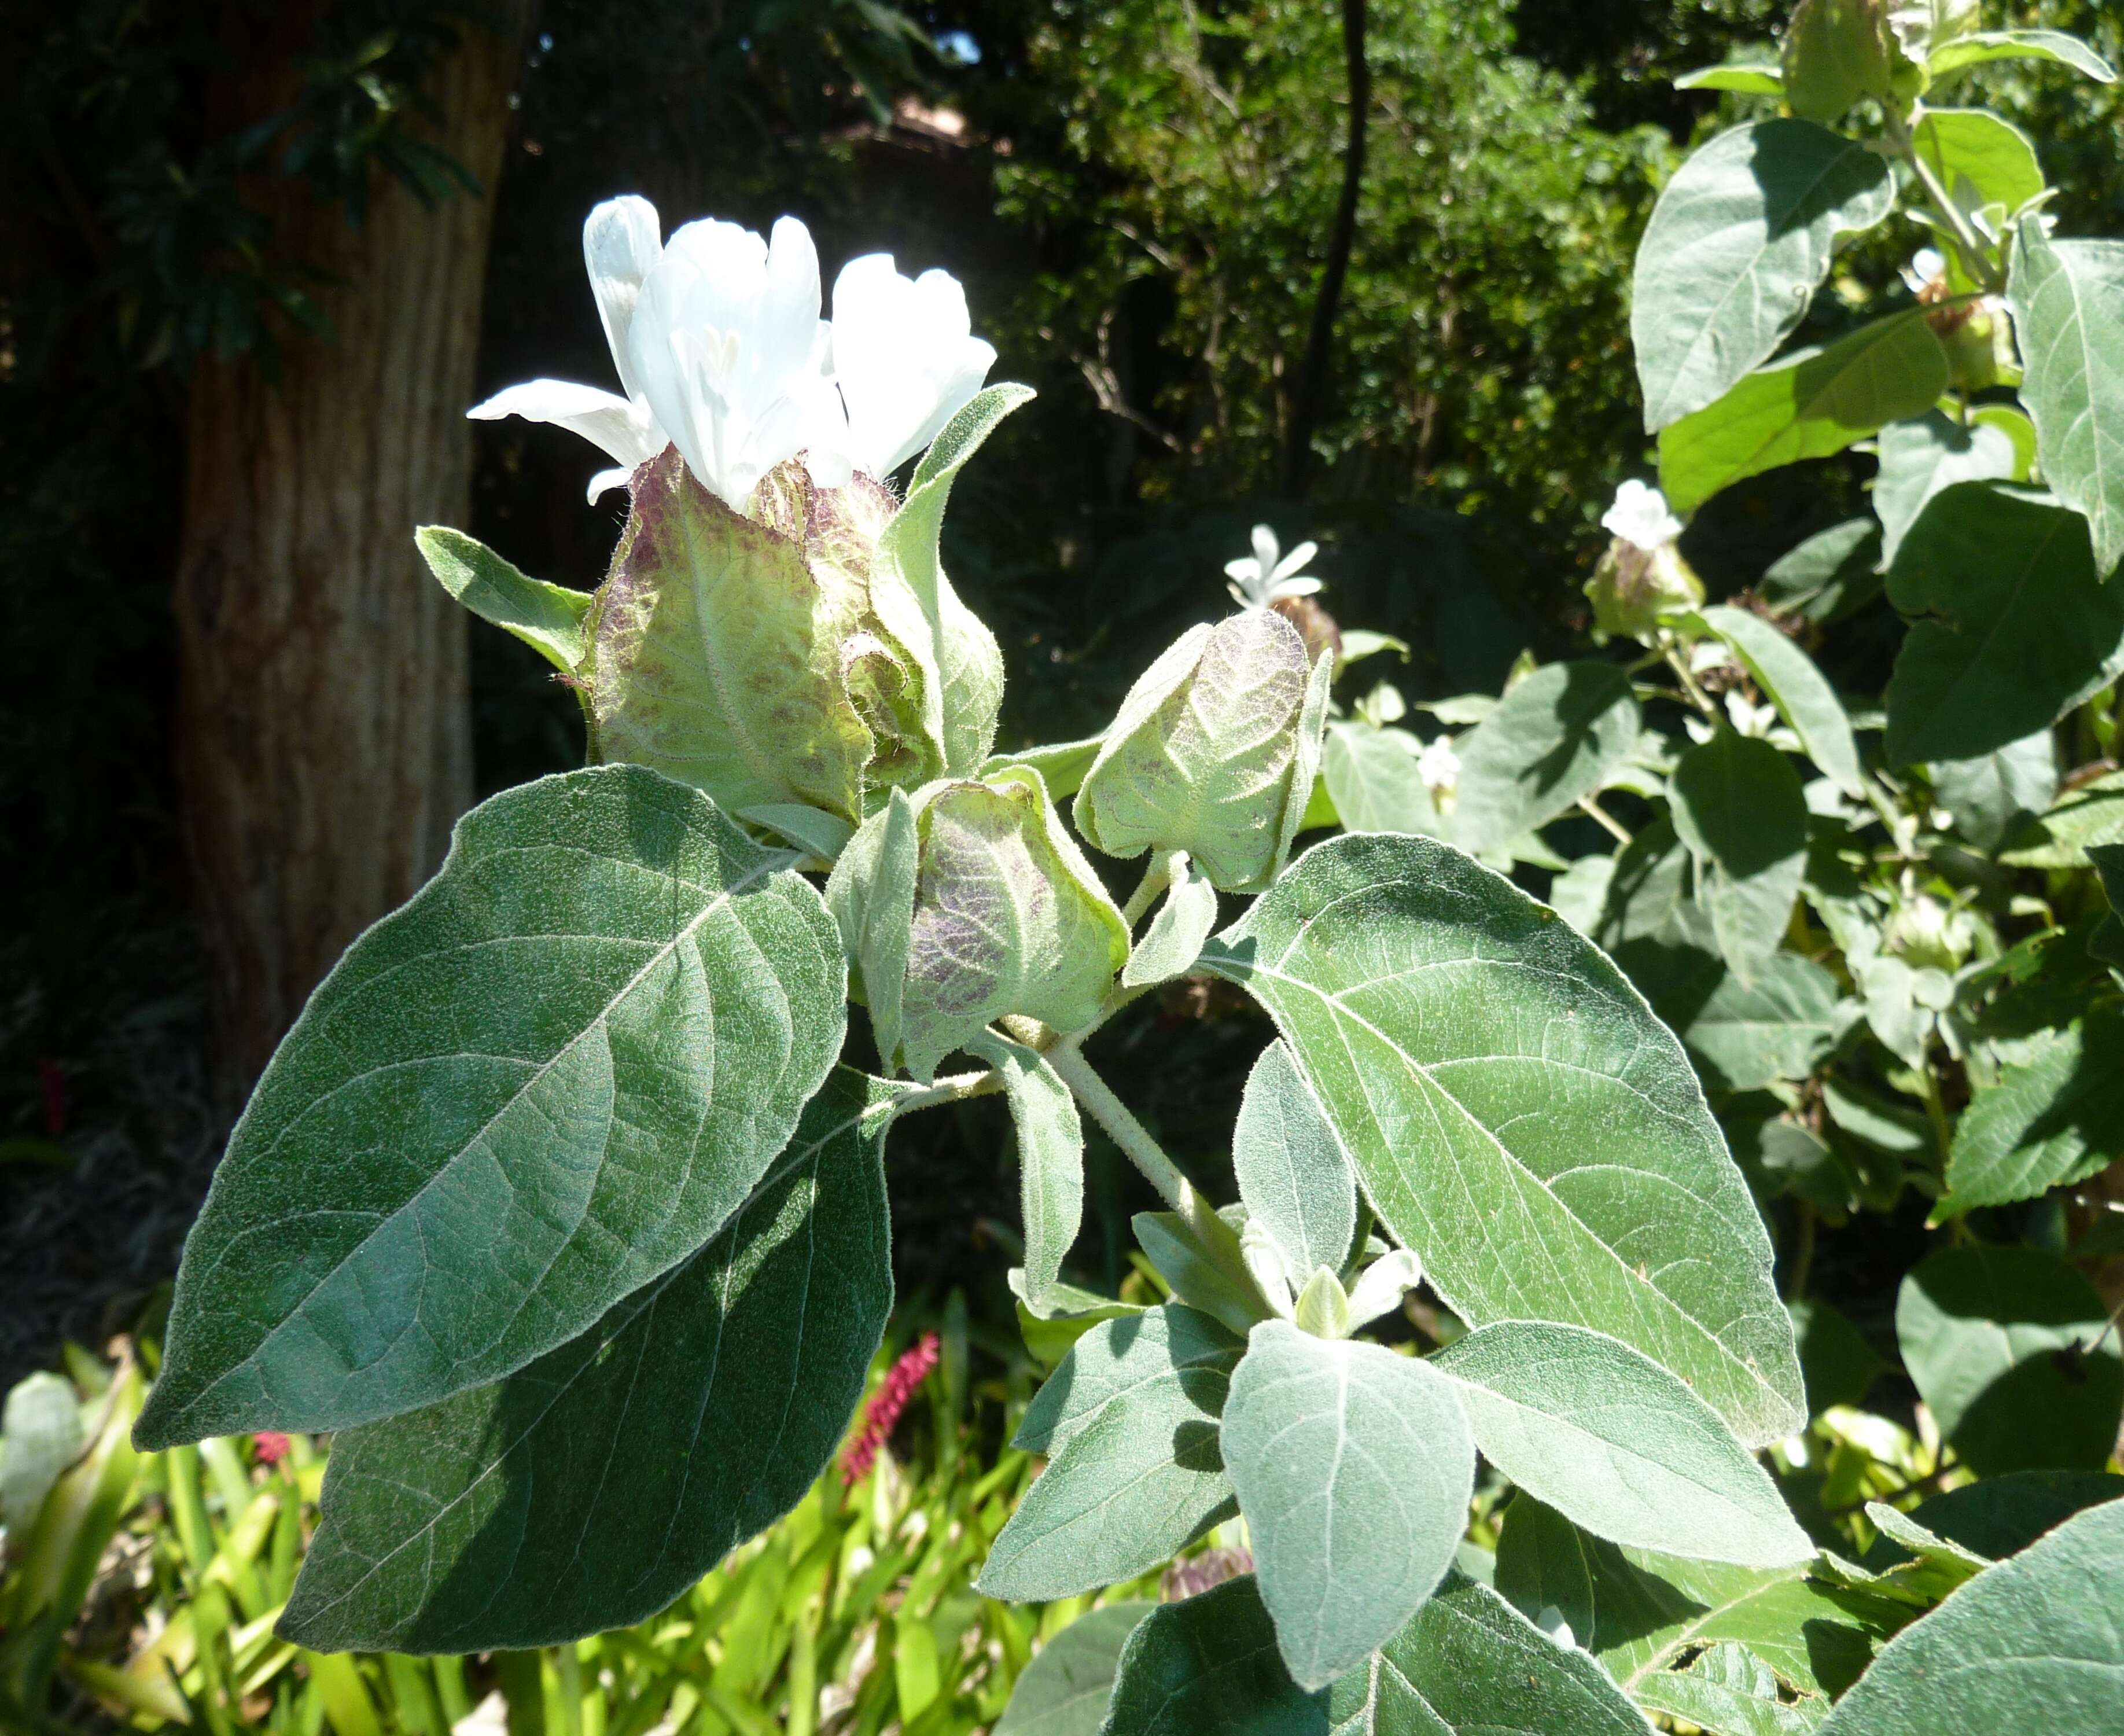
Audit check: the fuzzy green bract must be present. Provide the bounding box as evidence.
[588,451,932,823]
[1203,832,1805,1447]
[278,1069,896,1653]
[1074,610,1330,892]
[137,765,845,1449]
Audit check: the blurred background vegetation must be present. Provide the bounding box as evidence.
[1,0,2118,1440]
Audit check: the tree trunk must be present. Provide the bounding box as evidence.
[1278,0,1370,499]
[175,5,530,1106]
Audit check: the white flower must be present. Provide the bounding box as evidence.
[1601,479,1684,553]
[1901,245,1948,296]
[469,195,672,503]
[1226,524,1321,608]
[1416,734,1460,797]
[831,254,995,479]
[625,214,853,507]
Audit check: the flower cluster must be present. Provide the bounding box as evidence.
[472,198,995,509]
[840,1331,941,1485]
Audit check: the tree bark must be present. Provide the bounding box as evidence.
[1279,0,1370,499]
[175,5,531,1106]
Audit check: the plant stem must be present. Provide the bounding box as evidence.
[1121,851,1183,929]
[1044,1043,1197,1215]
[1663,645,1721,719]
[1577,795,1633,846]
[888,1069,1002,1120]
[1884,106,2005,295]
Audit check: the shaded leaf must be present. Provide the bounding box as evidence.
[1896,1243,2124,1476]
[1451,663,1640,857]
[138,766,845,1447]
[1698,606,1865,797]
[1938,1014,2124,1215]
[1884,483,2124,764]
[1669,730,1810,983]
[278,1069,894,1652]
[1098,1576,1327,1736]
[1814,1498,2124,1735]
[1658,311,1947,514]
[1633,122,1895,431]
[996,1604,1154,1736]
[1873,412,2020,569]
[1930,731,2059,854]
[1759,518,1883,625]
[971,1032,1085,1315]
[1122,855,1220,989]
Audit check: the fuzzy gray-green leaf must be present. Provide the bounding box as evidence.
[1221,1320,1475,1691]
[1203,833,1805,1447]
[972,1031,1085,1315]
[418,525,591,674]
[137,765,845,1449]
[1232,1040,1357,1283]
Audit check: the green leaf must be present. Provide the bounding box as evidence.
[1676,62,1786,94]
[1698,606,1865,797]
[1433,1322,1812,1566]
[1759,518,1883,625]
[1451,663,1640,858]
[1896,1243,2124,1476]
[1326,1571,1649,1735]
[1632,1642,1822,1736]
[276,1069,894,1652]
[1320,724,1442,838]
[1633,122,1896,432]
[2008,218,2124,578]
[994,1604,1153,1736]
[1790,1297,1889,1413]
[1874,412,2021,569]
[589,452,919,823]
[2094,843,2124,965]
[874,384,1032,774]
[1688,950,1839,1097]
[985,735,1105,801]
[137,766,845,1448]
[417,526,590,674]
[1911,109,2045,219]
[1494,1496,1899,1701]
[1938,1015,2124,1216]
[1122,854,1220,989]
[980,1312,1240,1599]
[1884,483,2124,765]
[2000,770,2124,866]
[1076,614,1328,892]
[1222,1321,1474,1690]
[1928,29,2119,84]
[970,1032,1085,1315]
[1895,1470,2124,1564]
[1100,1576,1328,1736]
[1669,731,1809,984]
[739,803,856,863]
[1658,312,1948,514]
[1205,833,1804,1446]
[1133,1212,1268,1338]
[1931,731,2058,854]
[1232,1042,1358,1284]
[1814,1498,2124,1735]
[1782,0,1898,122]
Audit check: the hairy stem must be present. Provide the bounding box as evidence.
[1577,795,1633,846]
[1884,106,2005,296]
[1120,851,1182,929]
[1663,645,1721,719]
[888,1068,1002,1120]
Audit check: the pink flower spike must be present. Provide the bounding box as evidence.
[840,1332,941,1485]
[252,1431,292,1466]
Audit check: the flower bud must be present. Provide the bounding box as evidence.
[826,770,1128,1081]
[586,448,942,825]
[1585,539,1705,645]
[1073,611,1333,892]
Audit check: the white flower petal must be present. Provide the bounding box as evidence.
[1250,524,1281,576]
[1343,1248,1423,1330]
[467,378,662,468]
[1270,539,1319,583]
[1602,479,1684,551]
[1224,555,1265,583]
[586,465,634,504]
[1267,575,1323,602]
[583,196,663,400]
[831,253,995,477]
